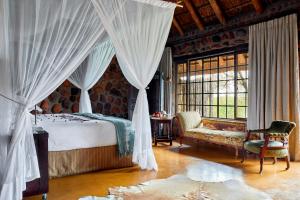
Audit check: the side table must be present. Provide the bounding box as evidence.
[150,116,173,146]
[23,130,49,200]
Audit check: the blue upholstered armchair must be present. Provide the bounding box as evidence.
[241,121,296,174]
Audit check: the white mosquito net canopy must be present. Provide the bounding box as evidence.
[0,0,175,199]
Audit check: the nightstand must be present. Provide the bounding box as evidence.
[23,130,49,200]
[151,117,174,146]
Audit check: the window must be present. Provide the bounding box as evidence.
[176,52,248,119]
[176,63,187,112]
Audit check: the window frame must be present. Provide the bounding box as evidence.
[175,50,248,120]
[175,62,188,113]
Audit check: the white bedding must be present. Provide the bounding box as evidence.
[33,114,117,152]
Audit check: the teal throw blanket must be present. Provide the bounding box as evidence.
[76,113,135,157]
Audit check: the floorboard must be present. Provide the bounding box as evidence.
[24,141,300,200]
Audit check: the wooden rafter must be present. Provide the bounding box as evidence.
[208,0,226,24]
[184,0,205,31]
[172,18,184,36]
[251,0,264,13]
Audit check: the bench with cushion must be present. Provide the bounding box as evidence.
[176,111,246,156]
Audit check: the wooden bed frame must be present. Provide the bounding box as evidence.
[49,145,133,178]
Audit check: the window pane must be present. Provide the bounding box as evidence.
[203,82,211,93]
[219,81,227,93]
[237,107,246,118]
[211,93,218,105]
[212,106,218,117]
[189,104,196,111]
[203,59,210,70]
[190,93,195,105]
[227,107,234,119]
[237,66,247,79]
[219,106,226,118]
[211,81,218,93]
[227,80,235,93]
[238,53,248,66]
[219,55,227,67]
[196,106,202,115]
[237,93,247,106]
[203,94,212,105]
[190,64,196,72]
[190,61,201,72]
[177,84,186,94]
[178,64,186,73]
[177,74,187,83]
[196,60,203,71]
[203,106,210,117]
[177,105,185,112]
[196,94,202,105]
[219,94,226,106]
[211,57,218,69]
[227,55,234,67]
[226,67,235,80]
[195,82,202,93]
[237,80,247,93]
[178,95,186,105]
[189,83,195,93]
[211,72,218,81]
[227,94,234,106]
[189,71,195,81]
[219,68,226,80]
[195,71,203,82]
[203,70,211,81]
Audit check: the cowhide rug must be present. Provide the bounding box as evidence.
[80,160,272,200]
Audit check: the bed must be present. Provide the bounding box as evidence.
[34,114,134,178]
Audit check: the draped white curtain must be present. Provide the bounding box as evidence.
[248,14,300,160]
[159,47,173,115]
[91,0,176,170]
[68,39,115,113]
[0,0,104,199]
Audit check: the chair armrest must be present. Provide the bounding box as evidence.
[244,129,266,142]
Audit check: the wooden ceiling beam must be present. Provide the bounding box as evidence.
[184,0,205,31]
[172,18,184,36]
[208,0,226,24]
[251,0,264,13]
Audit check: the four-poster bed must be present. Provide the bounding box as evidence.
[0,0,176,199]
[33,114,134,178]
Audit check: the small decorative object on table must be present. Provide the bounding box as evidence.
[151,111,174,146]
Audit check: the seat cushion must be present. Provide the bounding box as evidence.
[176,112,201,131]
[185,127,245,147]
[244,140,288,158]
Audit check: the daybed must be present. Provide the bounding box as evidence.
[176,111,246,156]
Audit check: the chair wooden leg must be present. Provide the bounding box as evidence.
[285,155,290,170]
[259,136,268,174]
[259,158,264,174]
[179,136,183,146]
[241,148,246,163]
[273,157,277,165]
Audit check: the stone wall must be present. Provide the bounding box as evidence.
[39,57,130,118]
[171,27,248,57]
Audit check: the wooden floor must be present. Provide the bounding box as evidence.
[25,141,300,200]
